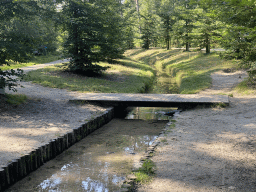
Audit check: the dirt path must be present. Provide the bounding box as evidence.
[138,70,256,192]
[0,60,110,168]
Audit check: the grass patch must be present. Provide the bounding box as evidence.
[24,58,155,93]
[234,80,256,95]
[160,138,168,143]
[1,94,27,105]
[127,49,242,94]
[19,48,245,94]
[134,159,156,183]
[211,102,228,108]
[0,54,61,71]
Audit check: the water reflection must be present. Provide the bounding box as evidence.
[39,175,62,191]
[7,109,171,192]
[81,177,108,192]
[126,107,177,120]
[38,160,125,192]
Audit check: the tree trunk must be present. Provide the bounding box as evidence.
[185,20,189,51]
[205,33,210,54]
[165,16,170,50]
[186,40,189,51]
[135,0,141,34]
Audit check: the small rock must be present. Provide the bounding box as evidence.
[228,186,236,190]
[121,184,131,188]
[120,189,129,192]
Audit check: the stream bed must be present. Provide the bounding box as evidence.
[6,107,176,192]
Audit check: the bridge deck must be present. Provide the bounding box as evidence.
[72,93,229,108]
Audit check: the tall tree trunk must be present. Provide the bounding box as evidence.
[72,2,80,63]
[165,16,170,50]
[119,0,123,17]
[185,39,189,51]
[205,33,210,54]
[135,0,141,34]
[185,19,189,51]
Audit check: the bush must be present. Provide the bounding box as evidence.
[0,68,24,92]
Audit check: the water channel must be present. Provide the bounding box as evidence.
[6,107,177,192]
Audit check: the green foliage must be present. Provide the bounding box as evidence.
[61,0,125,76]
[214,0,256,64]
[0,0,59,91]
[0,68,24,91]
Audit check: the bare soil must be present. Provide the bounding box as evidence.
[138,70,256,192]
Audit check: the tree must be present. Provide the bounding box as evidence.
[0,0,57,91]
[139,0,160,49]
[123,0,137,49]
[218,0,255,63]
[155,0,177,50]
[172,0,196,51]
[61,0,125,76]
[192,5,222,53]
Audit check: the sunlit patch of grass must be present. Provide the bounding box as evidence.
[164,53,241,94]
[22,49,245,94]
[133,159,155,183]
[127,49,242,94]
[24,58,155,93]
[234,80,256,95]
[0,54,61,70]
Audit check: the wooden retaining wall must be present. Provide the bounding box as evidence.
[0,108,115,192]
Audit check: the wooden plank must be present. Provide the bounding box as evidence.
[71,93,229,107]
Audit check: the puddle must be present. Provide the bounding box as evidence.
[6,108,175,192]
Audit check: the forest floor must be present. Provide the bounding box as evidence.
[137,70,256,192]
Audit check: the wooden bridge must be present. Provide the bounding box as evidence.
[71,93,229,108]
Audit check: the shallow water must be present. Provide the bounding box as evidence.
[7,108,174,192]
[126,107,177,120]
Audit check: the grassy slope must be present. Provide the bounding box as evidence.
[22,48,242,94]
[24,56,155,93]
[126,48,241,94]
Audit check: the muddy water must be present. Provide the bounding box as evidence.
[6,108,174,192]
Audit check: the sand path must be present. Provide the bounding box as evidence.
[138,70,256,192]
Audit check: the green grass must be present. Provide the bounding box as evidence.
[24,57,155,93]
[0,54,61,71]
[2,94,28,105]
[126,49,241,94]
[234,80,256,95]
[133,159,156,183]
[19,48,245,94]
